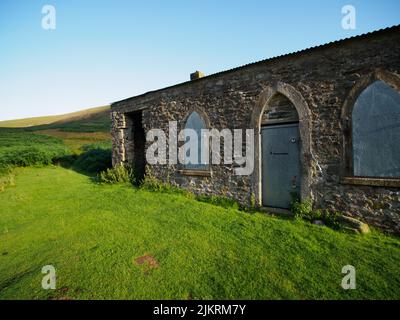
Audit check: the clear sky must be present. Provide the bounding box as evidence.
[0,0,399,121]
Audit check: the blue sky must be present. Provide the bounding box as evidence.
[0,0,399,120]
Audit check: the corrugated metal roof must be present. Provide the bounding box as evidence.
[112,24,400,106]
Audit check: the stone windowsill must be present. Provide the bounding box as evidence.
[341,176,400,188]
[178,169,212,177]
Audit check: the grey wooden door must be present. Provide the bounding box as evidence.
[261,123,300,208]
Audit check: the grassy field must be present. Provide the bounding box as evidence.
[0,109,112,191]
[0,106,111,154]
[0,106,110,131]
[35,129,111,154]
[0,166,399,300]
[1,106,399,300]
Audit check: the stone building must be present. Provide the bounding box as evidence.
[111,26,400,234]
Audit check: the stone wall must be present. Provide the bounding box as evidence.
[111,26,400,234]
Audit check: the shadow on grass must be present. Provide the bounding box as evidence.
[55,147,112,181]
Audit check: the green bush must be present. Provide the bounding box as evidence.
[0,145,69,167]
[291,197,341,228]
[140,165,191,196]
[99,165,135,184]
[73,148,112,174]
[81,141,112,152]
[0,129,69,168]
[140,165,168,191]
[291,198,313,219]
[140,174,167,192]
[313,209,341,228]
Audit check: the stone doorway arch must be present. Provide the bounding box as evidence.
[251,82,312,207]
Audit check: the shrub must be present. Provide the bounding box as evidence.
[140,165,191,196]
[291,198,313,220]
[0,146,69,167]
[140,165,168,191]
[315,209,341,228]
[81,141,112,152]
[99,165,135,184]
[0,129,69,168]
[290,197,341,228]
[73,148,112,174]
[141,176,167,192]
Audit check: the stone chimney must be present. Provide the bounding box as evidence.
[190,71,205,81]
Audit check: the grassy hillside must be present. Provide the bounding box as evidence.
[0,166,399,299]
[0,106,110,132]
[0,106,111,154]
[34,129,110,153]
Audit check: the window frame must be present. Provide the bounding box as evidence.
[178,107,212,177]
[341,69,400,187]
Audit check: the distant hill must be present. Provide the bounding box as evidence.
[0,106,111,132]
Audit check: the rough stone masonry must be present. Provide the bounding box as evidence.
[111,26,400,234]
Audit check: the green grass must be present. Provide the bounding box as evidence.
[0,129,65,148]
[0,128,112,188]
[0,129,69,168]
[0,106,111,154]
[0,106,110,132]
[34,130,111,153]
[0,166,399,300]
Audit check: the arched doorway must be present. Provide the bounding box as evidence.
[251,82,312,208]
[261,94,300,208]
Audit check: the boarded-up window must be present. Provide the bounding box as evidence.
[352,80,400,177]
[184,111,207,170]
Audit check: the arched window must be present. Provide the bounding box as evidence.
[352,80,400,177]
[262,93,299,125]
[184,111,208,170]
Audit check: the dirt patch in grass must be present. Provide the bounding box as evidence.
[134,254,159,274]
[48,287,72,300]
